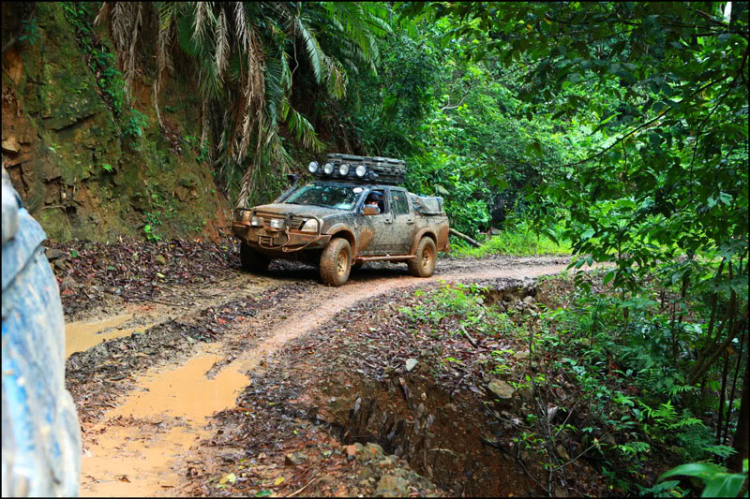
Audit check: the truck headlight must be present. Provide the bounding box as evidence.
[323,162,334,175]
[308,161,319,173]
[355,165,367,178]
[339,163,350,176]
[269,218,286,230]
[300,218,318,233]
[251,216,263,227]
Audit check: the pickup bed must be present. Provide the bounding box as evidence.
[232,180,450,286]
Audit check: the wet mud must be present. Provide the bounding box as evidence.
[65,313,165,358]
[81,346,250,497]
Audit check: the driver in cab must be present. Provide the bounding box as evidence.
[364,191,384,214]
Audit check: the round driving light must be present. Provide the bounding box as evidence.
[323,162,334,175]
[339,163,350,176]
[355,165,367,178]
[308,161,319,173]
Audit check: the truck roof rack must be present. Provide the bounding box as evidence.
[309,153,406,185]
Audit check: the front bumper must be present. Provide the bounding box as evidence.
[232,220,331,252]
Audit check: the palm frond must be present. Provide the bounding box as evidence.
[234,3,249,52]
[100,0,392,208]
[296,18,325,84]
[215,8,230,82]
[282,101,324,152]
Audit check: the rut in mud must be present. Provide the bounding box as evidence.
[65,255,588,496]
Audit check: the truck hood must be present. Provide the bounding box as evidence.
[252,203,346,219]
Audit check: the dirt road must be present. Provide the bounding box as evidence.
[66,256,581,496]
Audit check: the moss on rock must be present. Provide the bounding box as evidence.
[2,3,230,243]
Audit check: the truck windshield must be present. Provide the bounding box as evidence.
[284,183,361,210]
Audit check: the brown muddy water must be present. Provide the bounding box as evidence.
[80,344,251,497]
[66,314,134,358]
[65,314,166,358]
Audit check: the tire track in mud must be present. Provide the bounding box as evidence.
[75,258,585,497]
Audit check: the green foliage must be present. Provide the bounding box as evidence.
[451,220,571,258]
[18,17,41,46]
[413,1,749,286]
[342,16,585,237]
[399,282,521,354]
[531,270,747,492]
[143,224,160,242]
[659,459,748,497]
[124,110,149,139]
[143,212,162,242]
[401,282,487,327]
[404,5,749,484]
[63,2,126,117]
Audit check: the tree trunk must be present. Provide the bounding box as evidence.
[728,350,749,472]
[449,228,481,248]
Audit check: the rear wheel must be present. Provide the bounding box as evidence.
[320,238,352,286]
[240,243,270,273]
[407,237,436,277]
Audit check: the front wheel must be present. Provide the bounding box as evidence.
[240,243,271,273]
[407,237,436,277]
[320,238,352,286]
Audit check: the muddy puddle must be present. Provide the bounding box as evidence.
[65,313,168,358]
[80,344,252,497]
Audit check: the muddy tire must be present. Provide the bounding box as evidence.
[240,243,270,273]
[408,237,436,277]
[320,238,352,286]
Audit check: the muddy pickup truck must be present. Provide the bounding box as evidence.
[232,154,449,286]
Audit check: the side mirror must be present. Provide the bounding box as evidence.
[362,206,379,216]
[286,174,299,187]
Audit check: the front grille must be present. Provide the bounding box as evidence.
[255,212,308,230]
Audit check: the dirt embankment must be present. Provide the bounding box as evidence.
[62,249,595,497]
[2,3,230,242]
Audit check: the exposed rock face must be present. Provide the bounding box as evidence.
[1,3,230,243]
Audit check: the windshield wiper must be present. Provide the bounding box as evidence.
[285,202,331,208]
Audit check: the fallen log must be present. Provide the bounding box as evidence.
[449,228,482,248]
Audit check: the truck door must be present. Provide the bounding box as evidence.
[389,188,416,254]
[359,188,395,255]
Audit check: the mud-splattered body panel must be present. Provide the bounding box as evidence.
[232,181,449,262]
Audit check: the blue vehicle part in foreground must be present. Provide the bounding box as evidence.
[1,167,81,497]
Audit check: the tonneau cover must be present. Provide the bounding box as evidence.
[410,194,444,215]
